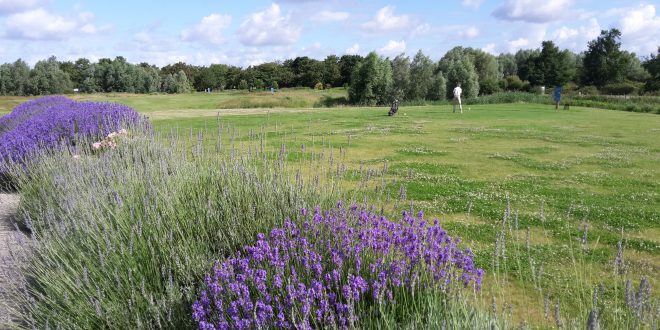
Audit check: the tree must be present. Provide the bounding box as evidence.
[0,64,11,95]
[28,56,72,95]
[407,50,435,100]
[338,55,363,87]
[161,62,201,90]
[528,41,575,87]
[497,53,518,78]
[504,75,524,91]
[390,53,410,101]
[9,59,30,96]
[514,49,540,82]
[642,47,660,92]
[322,55,342,87]
[468,49,500,82]
[428,71,447,101]
[622,51,651,82]
[348,52,393,105]
[174,70,192,93]
[288,57,323,88]
[438,48,479,98]
[238,79,248,90]
[581,29,629,87]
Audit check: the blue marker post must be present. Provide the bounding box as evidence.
[553,86,562,110]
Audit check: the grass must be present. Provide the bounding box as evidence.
[2,91,659,328]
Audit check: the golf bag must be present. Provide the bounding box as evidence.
[388,100,398,116]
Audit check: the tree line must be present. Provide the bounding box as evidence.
[0,28,658,104]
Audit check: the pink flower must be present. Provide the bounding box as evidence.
[92,142,102,150]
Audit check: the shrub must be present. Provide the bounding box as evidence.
[192,204,483,329]
[479,78,501,95]
[600,81,643,95]
[314,82,324,90]
[578,85,599,96]
[0,96,146,167]
[504,75,524,91]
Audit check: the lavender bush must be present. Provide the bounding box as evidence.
[0,95,146,167]
[192,203,483,329]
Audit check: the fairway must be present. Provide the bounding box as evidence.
[140,98,659,326]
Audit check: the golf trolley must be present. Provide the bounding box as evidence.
[388,99,399,116]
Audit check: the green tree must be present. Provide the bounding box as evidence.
[174,70,192,93]
[390,53,410,101]
[642,47,660,92]
[338,55,363,87]
[407,50,435,100]
[28,56,73,95]
[10,59,30,96]
[439,48,479,98]
[348,51,393,105]
[497,53,518,78]
[162,74,176,93]
[428,71,447,101]
[0,64,12,95]
[161,62,201,90]
[322,55,342,87]
[238,79,248,90]
[514,49,540,82]
[529,41,575,87]
[622,52,651,82]
[581,29,630,87]
[504,75,524,91]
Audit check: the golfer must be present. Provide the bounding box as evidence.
[453,84,463,113]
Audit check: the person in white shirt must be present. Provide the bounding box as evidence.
[453,84,463,113]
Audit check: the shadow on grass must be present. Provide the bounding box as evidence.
[314,95,349,108]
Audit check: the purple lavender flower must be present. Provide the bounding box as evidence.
[192,203,483,329]
[0,96,148,170]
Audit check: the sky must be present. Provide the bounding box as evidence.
[0,0,658,67]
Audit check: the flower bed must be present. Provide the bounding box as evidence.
[193,203,483,329]
[0,96,145,166]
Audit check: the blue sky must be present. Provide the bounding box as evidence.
[0,0,658,67]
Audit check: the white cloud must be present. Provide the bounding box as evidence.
[362,5,412,33]
[128,31,178,53]
[237,3,301,46]
[311,10,349,23]
[458,26,480,39]
[508,38,530,51]
[4,8,107,40]
[618,4,660,55]
[410,23,431,37]
[378,40,406,56]
[482,43,497,54]
[345,43,360,55]
[462,0,483,9]
[181,14,232,46]
[0,0,41,15]
[493,0,573,23]
[551,18,600,51]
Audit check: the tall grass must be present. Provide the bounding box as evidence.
[462,92,660,114]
